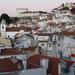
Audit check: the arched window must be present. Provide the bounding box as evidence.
[2,26,4,29]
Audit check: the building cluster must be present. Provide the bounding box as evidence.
[0,2,75,75]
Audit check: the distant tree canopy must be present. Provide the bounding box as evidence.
[11,17,19,24]
[13,17,18,21]
[0,13,12,25]
[62,3,64,7]
[61,7,69,10]
[70,7,75,15]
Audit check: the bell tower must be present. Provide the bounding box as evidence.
[0,19,7,38]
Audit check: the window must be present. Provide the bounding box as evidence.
[8,35,10,38]
[74,66,75,75]
[61,67,69,73]
[58,37,60,41]
[41,43,44,46]
[58,44,60,47]
[50,37,52,41]
[49,43,51,47]
[73,36,75,39]
[50,29,52,32]
[2,26,4,29]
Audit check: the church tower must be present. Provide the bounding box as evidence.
[0,19,7,38]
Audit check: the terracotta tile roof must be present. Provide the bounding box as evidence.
[34,32,57,36]
[61,31,75,35]
[47,22,56,26]
[1,48,22,55]
[0,47,36,55]
[35,31,75,36]
[32,26,39,31]
[64,60,75,68]
[0,58,22,72]
[22,47,36,52]
[27,54,60,75]
[71,54,75,57]
[6,26,32,32]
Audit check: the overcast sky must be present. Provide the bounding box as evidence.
[0,0,75,16]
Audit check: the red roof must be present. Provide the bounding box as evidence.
[35,31,75,36]
[34,32,56,36]
[6,26,32,32]
[62,31,75,36]
[22,47,36,52]
[64,60,75,68]
[0,58,22,72]
[1,48,22,55]
[0,47,36,55]
[27,54,60,75]
[71,54,75,57]
[47,22,56,26]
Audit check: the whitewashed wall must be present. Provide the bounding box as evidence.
[6,32,18,39]
[20,68,47,75]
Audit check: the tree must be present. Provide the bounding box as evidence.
[11,17,19,24]
[13,17,18,21]
[0,13,12,25]
[70,7,75,15]
[61,7,69,10]
[62,3,64,7]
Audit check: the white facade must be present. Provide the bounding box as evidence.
[14,34,34,48]
[0,19,7,38]
[53,35,75,58]
[52,3,75,24]
[57,13,75,23]
[6,32,19,39]
[34,34,57,56]
[20,68,47,75]
[38,21,47,31]
[62,37,75,57]
[60,61,75,75]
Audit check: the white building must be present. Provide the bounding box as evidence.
[38,20,47,31]
[14,34,34,48]
[51,31,75,59]
[51,3,75,24]
[0,48,47,75]
[0,19,33,39]
[34,33,58,57]
[34,31,75,58]
[0,19,7,38]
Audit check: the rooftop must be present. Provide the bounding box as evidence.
[0,58,23,72]
[6,26,32,32]
[27,54,60,75]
